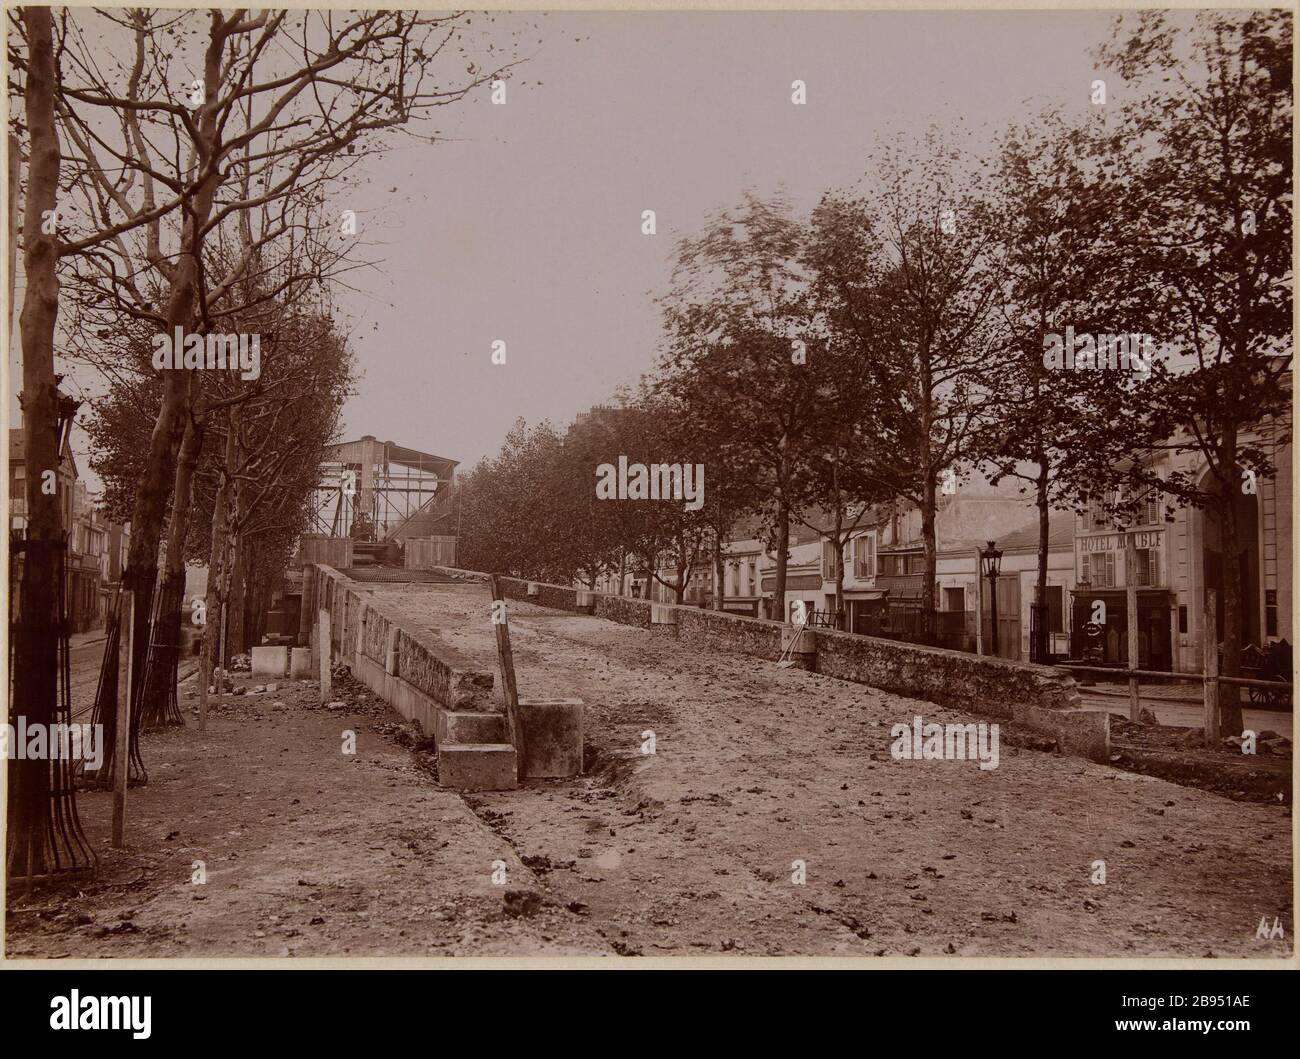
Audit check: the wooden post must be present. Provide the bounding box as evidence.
[1125,534,1140,721]
[487,575,522,773]
[112,591,134,848]
[1204,588,1220,741]
[318,609,332,704]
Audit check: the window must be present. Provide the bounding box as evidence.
[1087,494,1110,529]
[853,534,876,579]
[1082,551,1115,588]
[1142,492,1160,527]
[1132,547,1160,587]
[1178,605,1188,634]
[943,586,965,612]
[821,540,837,580]
[1266,590,1278,638]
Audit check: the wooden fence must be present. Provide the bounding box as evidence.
[404,536,457,569]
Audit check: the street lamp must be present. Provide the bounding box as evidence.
[979,539,1003,657]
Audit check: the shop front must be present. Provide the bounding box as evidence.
[1069,587,1174,671]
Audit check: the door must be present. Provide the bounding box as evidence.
[981,575,1021,661]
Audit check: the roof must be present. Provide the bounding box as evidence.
[321,436,458,476]
[995,514,1076,553]
[9,428,78,477]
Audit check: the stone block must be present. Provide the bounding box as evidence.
[779,625,817,669]
[289,647,312,678]
[251,645,288,677]
[438,710,508,746]
[438,743,517,790]
[517,698,584,778]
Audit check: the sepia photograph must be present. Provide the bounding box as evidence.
[0,0,1294,1027]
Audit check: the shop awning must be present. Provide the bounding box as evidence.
[875,573,925,600]
[761,571,825,592]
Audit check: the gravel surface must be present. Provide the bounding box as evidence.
[9,588,1292,959]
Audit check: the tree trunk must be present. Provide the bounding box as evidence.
[713,531,726,611]
[1217,451,1245,737]
[833,507,846,631]
[773,493,790,621]
[228,532,248,656]
[8,5,64,878]
[921,472,938,644]
[198,417,238,728]
[116,29,223,734]
[1034,457,1051,663]
[141,410,201,726]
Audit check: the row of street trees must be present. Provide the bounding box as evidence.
[458,9,1291,738]
[7,6,521,875]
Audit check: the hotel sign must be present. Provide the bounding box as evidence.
[1079,530,1164,553]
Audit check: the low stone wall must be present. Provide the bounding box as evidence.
[592,593,653,628]
[425,565,1108,762]
[427,565,655,626]
[677,605,783,660]
[311,565,498,729]
[814,629,1107,761]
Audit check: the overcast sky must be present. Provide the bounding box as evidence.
[330,8,1117,472]
[25,7,1127,488]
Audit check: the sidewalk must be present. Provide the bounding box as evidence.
[1077,685,1292,736]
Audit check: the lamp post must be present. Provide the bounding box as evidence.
[979,539,1003,658]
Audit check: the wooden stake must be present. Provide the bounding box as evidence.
[1125,533,1140,722]
[112,591,133,848]
[1204,588,1220,741]
[319,609,332,704]
[488,575,522,774]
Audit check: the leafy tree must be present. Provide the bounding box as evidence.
[1086,9,1293,733]
[658,191,819,617]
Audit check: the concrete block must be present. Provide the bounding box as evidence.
[650,604,678,625]
[779,625,817,669]
[438,743,518,790]
[526,582,540,598]
[438,710,508,746]
[251,645,288,677]
[289,647,312,679]
[575,590,596,613]
[517,698,584,778]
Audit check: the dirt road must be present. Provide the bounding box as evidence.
[7,595,1293,958]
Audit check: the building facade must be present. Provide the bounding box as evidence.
[9,428,130,633]
[1070,428,1292,674]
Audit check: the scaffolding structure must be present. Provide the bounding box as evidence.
[307,435,458,542]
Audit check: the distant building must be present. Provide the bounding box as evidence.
[1069,421,1292,674]
[9,428,130,633]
